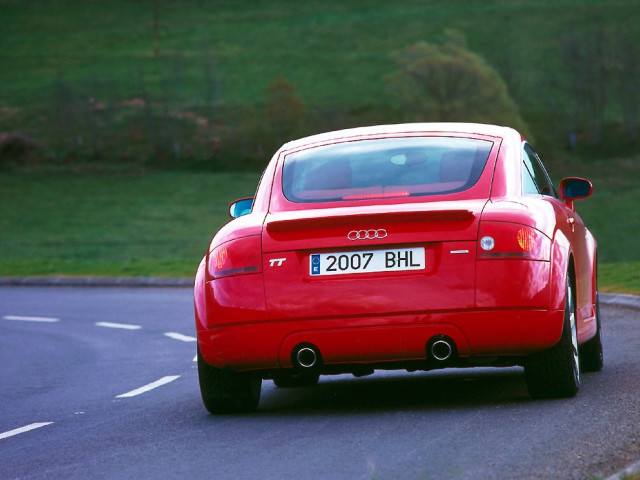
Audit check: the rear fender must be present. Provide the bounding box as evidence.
[549,230,571,312]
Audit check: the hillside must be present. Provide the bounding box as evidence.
[2,0,640,167]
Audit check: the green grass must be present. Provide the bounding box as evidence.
[600,263,640,295]
[0,171,260,277]
[1,168,638,294]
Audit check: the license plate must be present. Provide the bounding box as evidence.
[310,247,425,276]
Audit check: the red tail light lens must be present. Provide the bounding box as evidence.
[208,235,262,279]
[478,222,550,261]
[516,227,535,252]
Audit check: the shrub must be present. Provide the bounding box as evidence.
[388,31,531,137]
[0,133,41,167]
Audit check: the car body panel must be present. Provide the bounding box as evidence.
[261,200,484,320]
[197,308,565,370]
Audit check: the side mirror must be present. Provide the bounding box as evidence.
[228,197,254,219]
[559,177,593,209]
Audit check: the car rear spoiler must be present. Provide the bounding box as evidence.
[266,209,477,234]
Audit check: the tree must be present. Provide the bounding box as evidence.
[152,0,160,57]
[560,22,640,147]
[612,32,640,143]
[264,76,307,144]
[388,31,530,136]
[561,24,608,146]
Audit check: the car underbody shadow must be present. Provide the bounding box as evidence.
[258,367,530,415]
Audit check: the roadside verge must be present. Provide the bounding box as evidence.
[0,277,193,287]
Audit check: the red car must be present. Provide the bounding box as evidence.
[194,123,602,413]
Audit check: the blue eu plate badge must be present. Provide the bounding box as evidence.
[310,254,321,275]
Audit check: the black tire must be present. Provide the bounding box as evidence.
[272,371,320,388]
[197,347,261,414]
[579,290,604,372]
[525,277,581,399]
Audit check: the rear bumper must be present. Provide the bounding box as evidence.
[197,308,565,372]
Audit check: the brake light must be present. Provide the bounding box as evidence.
[343,191,410,200]
[478,222,550,260]
[208,235,262,279]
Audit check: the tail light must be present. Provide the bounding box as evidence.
[207,235,262,279]
[478,221,550,261]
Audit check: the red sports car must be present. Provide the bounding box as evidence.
[194,123,602,413]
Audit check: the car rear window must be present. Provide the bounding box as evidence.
[282,137,493,203]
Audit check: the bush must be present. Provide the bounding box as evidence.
[388,31,531,137]
[0,133,41,167]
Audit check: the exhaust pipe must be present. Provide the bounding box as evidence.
[431,340,453,361]
[427,335,457,363]
[296,347,318,368]
[292,344,321,369]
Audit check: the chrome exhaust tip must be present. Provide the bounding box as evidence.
[427,335,457,363]
[431,339,453,362]
[296,347,318,368]
[292,344,322,370]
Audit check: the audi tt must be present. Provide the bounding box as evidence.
[194,123,602,413]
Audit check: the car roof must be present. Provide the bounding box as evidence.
[279,123,521,152]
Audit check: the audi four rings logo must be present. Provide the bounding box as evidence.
[347,229,388,240]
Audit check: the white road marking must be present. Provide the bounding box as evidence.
[0,422,53,440]
[116,375,181,398]
[3,315,59,323]
[164,332,197,342]
[95,321,142,330]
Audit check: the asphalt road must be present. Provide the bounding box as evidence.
[1,286,639,480]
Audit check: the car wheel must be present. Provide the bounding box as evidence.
[273,371,320,388]
[525,276,580,399]
[197,347,261,414]
[579,290,604,372]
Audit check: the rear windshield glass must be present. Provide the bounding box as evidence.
[282,137,493,203]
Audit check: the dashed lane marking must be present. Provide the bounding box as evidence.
[3,315,59,323]
[0,422,53,440]
[164,332,197,342]
[95,321,142,330]
[116,375,181,398]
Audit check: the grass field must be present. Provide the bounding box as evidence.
[0,171,260,277]
[1,168,638,293]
